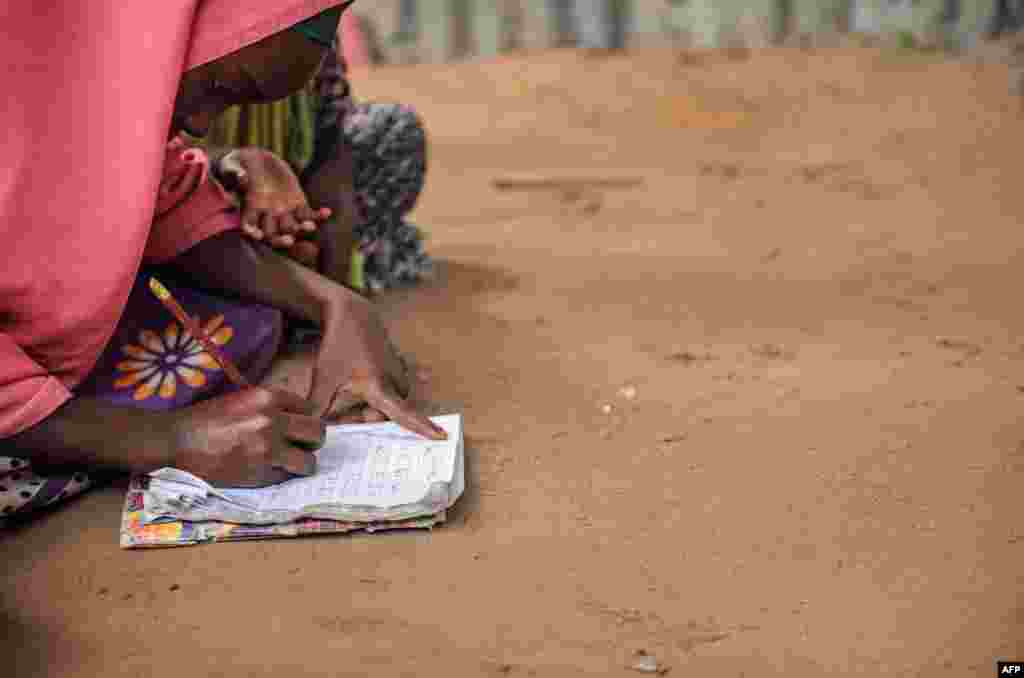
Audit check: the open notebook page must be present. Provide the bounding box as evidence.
[214,414,462,512]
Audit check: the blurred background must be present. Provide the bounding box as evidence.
[313,4,1024,671]
[9,3,1024,675]
[341,1,1024,65]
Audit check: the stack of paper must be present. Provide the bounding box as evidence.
[125,414,463,542]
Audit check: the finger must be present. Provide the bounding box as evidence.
[215,388,317,425]
[322,390,366,421]
[241,223,264,241]
[278,211,302,236]
[331,409,371,425]
[364,382,447,440]
[362,408,389,423]
[308,370,365,419]
[259,210,281,240]
[241,208,264,236]
[270,234,296,248]
[295,206,331,224]
[288,211,318,233]
[233,468,295,489]
[267,388,318,417]
[202,387,278,417]
[270,443,317,477]
[280,412,327,450]
[328,406,387,424]
[214,409,275,435]
[293,206,315,222]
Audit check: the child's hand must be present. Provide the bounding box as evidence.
[240,204,332,250]
[218,148,333,248]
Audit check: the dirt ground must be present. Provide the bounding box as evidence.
[4,46,1024,677]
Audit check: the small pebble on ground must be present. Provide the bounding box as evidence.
[630,650,669,674]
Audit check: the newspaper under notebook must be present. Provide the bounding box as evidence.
[141,414,464,526]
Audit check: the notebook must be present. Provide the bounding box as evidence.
[120,414,463,548]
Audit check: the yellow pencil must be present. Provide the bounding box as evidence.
[148,277,250,388]
[149,276,344,426]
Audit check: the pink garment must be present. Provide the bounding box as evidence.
[0,0,342,438]
[146,138,240,265]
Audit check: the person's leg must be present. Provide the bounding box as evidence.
[989,0,1016,38]
[571,0,614,49]
[1011,0,1024,31]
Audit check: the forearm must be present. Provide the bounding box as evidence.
[167,229,357,327]
[302,126,356,214]
[6,397,175,472]
[303,131,361,282]
[313,192,360,287]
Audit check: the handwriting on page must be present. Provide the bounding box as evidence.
[218,424,457,511]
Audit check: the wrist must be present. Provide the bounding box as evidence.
[320,281,367,329]
[6,397,181,473]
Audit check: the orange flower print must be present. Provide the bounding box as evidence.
[114,315,234,401]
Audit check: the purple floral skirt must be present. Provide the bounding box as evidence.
[0,270,283,523]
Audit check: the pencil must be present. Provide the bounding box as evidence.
[149,276,342,435]
[148,277,250,388]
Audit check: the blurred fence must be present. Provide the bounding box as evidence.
[348,1,1024,64]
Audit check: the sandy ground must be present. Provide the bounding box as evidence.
[4,46,1024,677]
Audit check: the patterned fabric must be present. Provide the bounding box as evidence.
[0,458,93,523]
[341,101,432,290]
[0,271,284,524]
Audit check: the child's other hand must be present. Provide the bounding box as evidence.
[240,204,332,249]
[218,148,332,247]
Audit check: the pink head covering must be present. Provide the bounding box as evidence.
[0,1,343,437]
